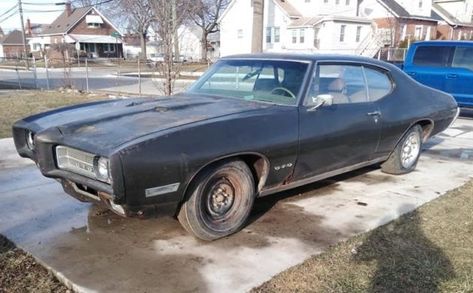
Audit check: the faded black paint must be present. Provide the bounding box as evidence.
[12,53,458,218]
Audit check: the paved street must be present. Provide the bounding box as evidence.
[0,67,193,95]
[0,118,472,292]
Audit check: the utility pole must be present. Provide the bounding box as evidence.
[18,0,30,70]
[251,0,264,53]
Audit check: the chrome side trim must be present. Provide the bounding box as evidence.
[145,183,181,198]
[258,157,387,197]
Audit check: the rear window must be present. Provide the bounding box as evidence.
[452,47,473,71]
[413,46,453,67]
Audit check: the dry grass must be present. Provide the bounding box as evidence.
[0,236,68,293]
[254,179,473,293]
[0,90,108,139]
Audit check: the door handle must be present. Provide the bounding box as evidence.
[367,111,381,117]
[407,72,416,76]
[446,74,458,79]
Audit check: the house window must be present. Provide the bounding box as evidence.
[346,0,350,4]
[305,0,310,2]
[340,25,346,42]
[314,27,320,48]
[88,23,101,28]
[356,26,362,42]
[237,29,243,39]
[336,0,340,4]
[104,43,115,53]
[274,27,280,43]
[414,25,423,39]
[324,0,328,3]
[266,27,272,43]
[292,30,297,43]
[300,29,305,43]
[418,0,423,8]
[86,14,103,28]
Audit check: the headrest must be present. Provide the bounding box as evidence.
[328,78,345,92]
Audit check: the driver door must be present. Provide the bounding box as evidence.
[293,63,381,180]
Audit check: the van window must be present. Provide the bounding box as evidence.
[413,46,453,67]
[452,47,473,71]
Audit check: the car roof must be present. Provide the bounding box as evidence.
[221,52,396,70]
[410,40,473,47]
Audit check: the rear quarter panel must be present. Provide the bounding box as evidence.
[376,66,457,157]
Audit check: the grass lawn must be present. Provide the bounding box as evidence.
[254,179,473,293]
[0,236,68,292]
[0,90,109,139]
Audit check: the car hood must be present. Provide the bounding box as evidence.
[26,94,271,154]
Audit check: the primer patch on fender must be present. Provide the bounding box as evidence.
[145,183,180,198]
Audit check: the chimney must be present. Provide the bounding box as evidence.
[26,18,32,35]
[65,1,72,16]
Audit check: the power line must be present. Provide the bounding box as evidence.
[0,9,19,24]
[0,4,18,19]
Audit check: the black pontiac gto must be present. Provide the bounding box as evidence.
[13,54,459,240]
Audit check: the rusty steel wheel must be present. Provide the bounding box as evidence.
[177,160,255,241]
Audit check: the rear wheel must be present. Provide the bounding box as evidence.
[381,125,423,175]
[177,160,255,241]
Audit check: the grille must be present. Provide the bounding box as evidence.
[56,146,96,179]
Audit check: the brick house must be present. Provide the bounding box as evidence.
[433,1,473,40]
[359,0,440,46]
[36,3,123,60]
[0,30,25,58]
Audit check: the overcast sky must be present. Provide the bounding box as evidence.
[0,0,62,32]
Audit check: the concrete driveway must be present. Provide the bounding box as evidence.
[0,118,472,293]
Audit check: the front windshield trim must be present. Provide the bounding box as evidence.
[187,58,312,107]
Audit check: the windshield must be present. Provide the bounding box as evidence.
[188,59,309,106]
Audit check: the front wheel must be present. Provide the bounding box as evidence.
[381,125,423,175]
[177,160,255,241]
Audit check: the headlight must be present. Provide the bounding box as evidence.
[95,157,111,183]
[26,131,35,150]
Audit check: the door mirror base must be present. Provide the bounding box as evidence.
[308,94,333,111]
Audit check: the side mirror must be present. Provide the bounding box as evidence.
[308,94,333,111]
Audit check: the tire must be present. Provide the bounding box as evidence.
[381,125,423,175]
[177,160,255,241]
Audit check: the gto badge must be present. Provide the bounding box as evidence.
[274,163,293,171]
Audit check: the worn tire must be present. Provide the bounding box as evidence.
[381,125,423,175]
[177,160,255,241]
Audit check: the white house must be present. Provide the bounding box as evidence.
[433,0,473,40]
[220,0,374,57]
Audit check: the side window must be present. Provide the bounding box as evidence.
[452,47,473,71]
[364,67,393,101]
[307,64,368,105]
[413,46,453,67]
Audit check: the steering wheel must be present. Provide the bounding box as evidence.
[270,87,296,99]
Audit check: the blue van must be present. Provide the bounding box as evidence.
[403,41,473,107]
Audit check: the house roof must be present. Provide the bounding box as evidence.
[41,7,92,35]
[2,30,24,45]
[274,0,302,18]
[377,0,439,21]
[432,3,473,27]
[289,17,323,27]
[289,15,372,28]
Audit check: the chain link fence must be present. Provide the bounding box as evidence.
[0,56,208,95]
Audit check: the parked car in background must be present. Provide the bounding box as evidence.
[13,54,459,241]
[403,41,473,107]
[148,53,165,65]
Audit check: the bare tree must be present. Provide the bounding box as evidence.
[191,0,231,62]
[116,0,154,59]
[150,0,191,95]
